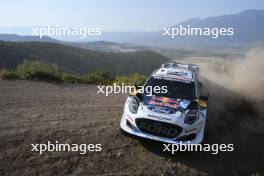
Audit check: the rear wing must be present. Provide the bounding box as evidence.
[161,62,199,75]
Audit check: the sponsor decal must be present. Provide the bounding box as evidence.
[138,122,179,137]
[148,97,179,109]
[144,96,191,112]
[148,105,176,114]
[127,115,134,122]
[185,128,197,134]
[153,75,192,83]
[167,71,188,77]
[179,99,191,109]
[147,114,172,121]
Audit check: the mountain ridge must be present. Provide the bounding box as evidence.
[0,41,169,76]
[0,9,264,48]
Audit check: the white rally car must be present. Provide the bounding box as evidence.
[120,62,209,144]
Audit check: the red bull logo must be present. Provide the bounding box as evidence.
[148,97,179,109]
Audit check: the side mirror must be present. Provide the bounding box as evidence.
[134,81,140,90]
[199,92,209,100]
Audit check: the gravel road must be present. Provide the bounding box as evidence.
[0,80,263,176]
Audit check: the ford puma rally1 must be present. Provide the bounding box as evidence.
[120,63,209,144]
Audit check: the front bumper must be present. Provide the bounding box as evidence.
[120,112,206,144]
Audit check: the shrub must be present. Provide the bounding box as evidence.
[0,69,18,79]
[0,60,147,86]
[16,60,62,82]
[61,73,86,84]
[85,70,113,85]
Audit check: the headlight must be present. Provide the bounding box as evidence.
[184,110,199,124]
[128,96,139,114]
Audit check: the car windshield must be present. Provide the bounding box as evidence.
[144,77,196,100]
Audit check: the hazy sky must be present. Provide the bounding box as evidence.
[0,0,264,31]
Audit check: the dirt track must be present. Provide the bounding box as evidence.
[0,80,263,176]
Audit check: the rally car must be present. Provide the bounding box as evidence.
[120,62,209,144]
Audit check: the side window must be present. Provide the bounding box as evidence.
[193,74,199,98]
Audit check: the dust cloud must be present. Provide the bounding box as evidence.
[183,48,264,101]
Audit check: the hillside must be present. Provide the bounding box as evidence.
[69,40,148,53]
[0,34,58,42]
[0,41,169,76]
